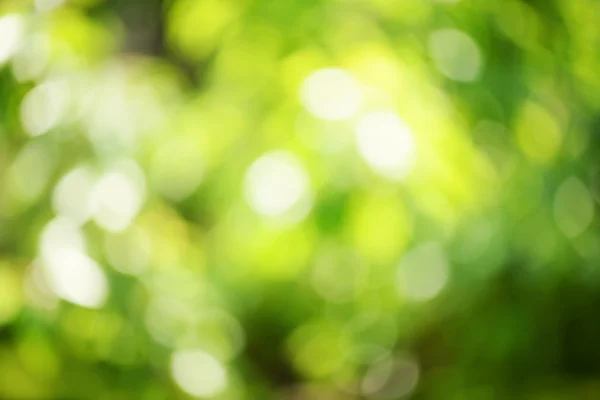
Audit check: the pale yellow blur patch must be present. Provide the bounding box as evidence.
[248,224,316,280]
[347,191,412,264]
[516,101,563,163]
[0,266,23,325]
[280,48,328,97]
[554,177,595,238]
[407,122,499,229]
[167,0,240,61]
[343,43,403,95]
[137,205,201,271]
[215,206,316,281]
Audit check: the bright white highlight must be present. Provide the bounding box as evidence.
[300,68,362,121]
[20,80,69,136]
[244,151,312,220]
[42,248,109,309]
[0,15,24,65]
[356,111,416,180]
[39,217,86,258]
[90,160,146,232]
[38,217,108,308]
[52,166,96,225]
[397,242,449,302]
[429,29,482,82]
[171,349,228,398]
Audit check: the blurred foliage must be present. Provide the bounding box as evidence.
[2,0,600,399]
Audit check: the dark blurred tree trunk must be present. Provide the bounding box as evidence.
[110,0,165,56]
[107,0,200,85]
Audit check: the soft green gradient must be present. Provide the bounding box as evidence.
[1,0,600,398]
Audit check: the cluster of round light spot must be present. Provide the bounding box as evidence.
[302,68,418,179]
[9,11,484,399]
[37,217,108,309]
[34,160,147,309]
[53,160,146,233]
[243,68,421,222]
[245,26,485,221]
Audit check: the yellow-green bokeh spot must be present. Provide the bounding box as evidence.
[212,24,282,89]
[48,8,115,63]
[494,0,540,49]
[17,331,60,380]
[167,0,240,62]
[515,101,563,163]
[60,308,123,361]
[408,124,499,227]
[138,205,200,270]
[346,191,411,265]
[221,208,317,281]
[343,42,403,96]
[247,223,316,280]
[0,265,23,326]
[287,319,353,380]
[0,350,50,399]
[368,0,431,25]
[280,48,329,97]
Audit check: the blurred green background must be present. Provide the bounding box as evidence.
[1,0,600,398]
